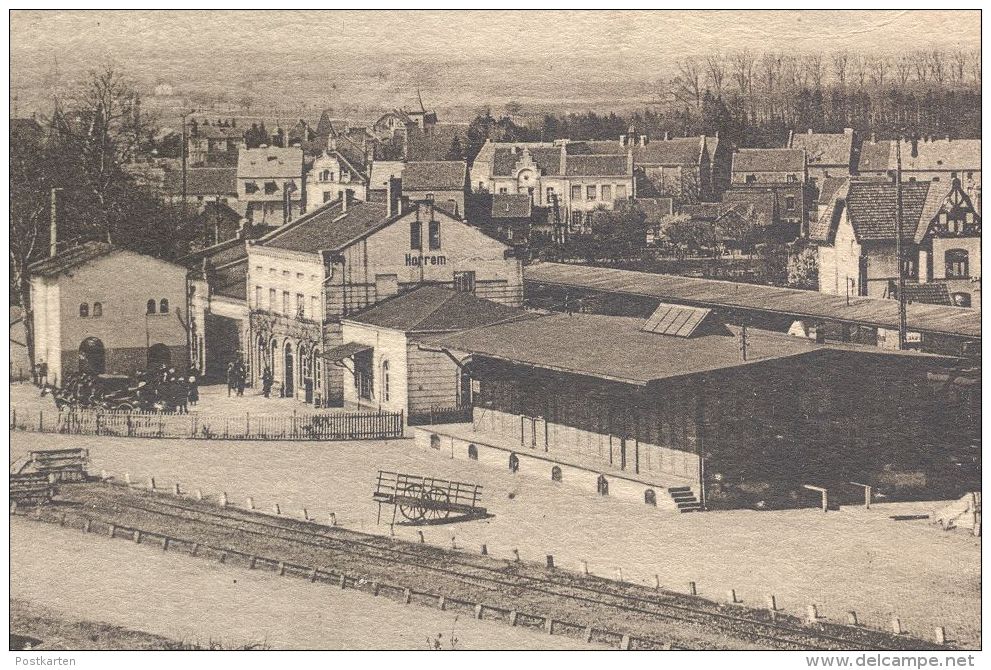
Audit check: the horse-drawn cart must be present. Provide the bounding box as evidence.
[374,471,487,525]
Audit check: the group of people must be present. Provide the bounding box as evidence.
[225,359,247,397]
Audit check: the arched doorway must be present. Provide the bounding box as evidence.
[147,343,171,370]
[78,337,105,375]
[283,340,295,397]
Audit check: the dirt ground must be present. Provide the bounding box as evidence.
[10,516,599,650]
[8,423,980,648]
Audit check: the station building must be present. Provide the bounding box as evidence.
[338,285,532,419]
[243,194,522,406]
[417,304,975,511]
[30,242,189,381]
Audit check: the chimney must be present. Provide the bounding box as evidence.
[870,132,876,143]
[385,179,393,217]
[911,138,919,158]
[663,131,671,141]
[807,128,813,135]
[619,134,626,146]
[945,135,951,142]
[640,135,647,146]
[342,191,348,213]
[844,127,854,135]
[787,129,794,147]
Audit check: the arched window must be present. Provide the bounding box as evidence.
[597,475,609,496]
[147,299,157,314]
[645,489,657,506]
[945,249,970,278]
[79,303,89,318]
[509,452,520,473]
[468,444,478,460]
[92,302,103,318]
[381,360,390,402]
[159,298,170,314]
[551,466,562,482]
[430,433,441,450]
[320,169,330,181]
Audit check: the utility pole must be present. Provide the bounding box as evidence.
[895,138,908,350]
[740,323,749,361]
[49,188,62,257]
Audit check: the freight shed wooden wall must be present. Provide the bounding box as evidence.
[406,342,461,415]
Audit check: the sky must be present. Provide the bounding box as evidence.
[8,10,981,116]
[11,9,980,67]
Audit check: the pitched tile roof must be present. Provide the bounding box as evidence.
[29,242,118,277]
[368,161,405,189]
[162,167,238,196]
[809,180,850,242]
[406,123,469,162]
[402,161,467,191]
[732,148,806,173]
[491,193,532,219]
[898,282,952,306]
[816,176,849,205]
[347,285,533,333]
[191,124,244,141]
[257,200,394,253]
[721,190,776,228]
[845,180,942,242]
[237,147,303,179]
[565,154,630,177]
[857,140,892,173]
[178,236,247,269]
[632,137,704,166]
[789,129,854,167]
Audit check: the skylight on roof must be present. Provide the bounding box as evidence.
[642,302,712,337]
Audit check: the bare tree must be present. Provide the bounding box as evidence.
[912,50,930,84]
[759,52,783,119]
[672,57,704,109]
[803,52,825,91]
[869,55,890,90]
[950,49,968,84]
[704,53,726,98]
[929,49,947,87]
[895,55,913,87]
[831,50,849,86]
[850,54,868,89]
[731,49,756,95]
[970,49,981,84]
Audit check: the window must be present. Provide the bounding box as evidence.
[79,303,89,318]
[967,171,974,179]
[159,298,169,314]
[410,221,422,250]
[571,184,582,200]
[296,272,304,280]
[244,181,258,194]
[282,291,290,314]
[146,299,156,315]
[269,288,276,311]
[269,268,276,276]
[283,270,290,277]
[454,271,476,294]
[933,176,940,182]
[586,185,597,200]
[951,171,958,179]
[572,210,584,227]
[255,265,262,272]
[785,195,796,212]
[498,187,508,194]
[323,191,333,203]
[255,286,262,307]
[787,174,797,183]
[296,293,305,318]
[264,181,279,195]
[92,302,102,318]
[320,170,330,181]
[908,177,916,182]
[745,174,757,184]
[601,185,612,201]
[311,296,319,319]
[546,187,555,202]
[381,360,390,402]
[616,184,628,200]
[903,257,918,279]
[428,220,441,250]
[945,249,970,278]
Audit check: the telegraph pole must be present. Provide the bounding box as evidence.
[895,138,908,350]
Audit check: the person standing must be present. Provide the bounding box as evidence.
[235,360,246,397]
[187,367,199,406]
[262,366,273,398]
[225,361,235,397]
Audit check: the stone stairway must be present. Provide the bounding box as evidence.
[667,485,702,513]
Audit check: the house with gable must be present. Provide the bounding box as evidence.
[813,178,981,309]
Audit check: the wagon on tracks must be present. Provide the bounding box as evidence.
[374,471,487,525]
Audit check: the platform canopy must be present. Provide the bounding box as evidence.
[321,342,372,362]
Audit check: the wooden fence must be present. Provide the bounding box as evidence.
[9,407,405,441]
[407,404,473,426]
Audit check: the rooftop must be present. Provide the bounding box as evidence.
[632,136,705,166]
[524,262,981,339]
[491,193,533,219]
[29,242,118,277]
[565,154,631,177]
[237,147,303,179]
[426,312,822,387]
[402,161,467,191]
[788,129,855,167]
[346,285,533,333]
[858,138,981,173]
[162,167,237,196]
[732,148,806,174]
[256,199,394,253]
[844,180,946,242]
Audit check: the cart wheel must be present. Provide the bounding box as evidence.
[399,484,425,521]
[424,488,451,521]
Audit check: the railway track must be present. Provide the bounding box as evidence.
[63,484,940,651]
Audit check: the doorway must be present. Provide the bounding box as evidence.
[78,337,105,375]
[147,343,171,370]
[283,341,295,397]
